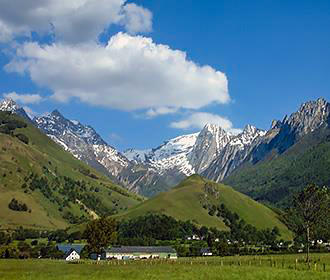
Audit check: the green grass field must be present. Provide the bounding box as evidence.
[0,254,329,280]
[116,175,292,239]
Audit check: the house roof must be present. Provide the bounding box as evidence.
[200,248,211,254]
[106,246,177,254]
[57,244,85,254]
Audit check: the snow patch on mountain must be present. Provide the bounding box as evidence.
[124,133,199,176]
[93,144,128,169]
[124,148,152,163]
[229,125,266,148]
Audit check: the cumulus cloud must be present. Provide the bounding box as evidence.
[170,112,242,134]
[3,92,43,104]
[0,0,152,43]
[6,32,229,112]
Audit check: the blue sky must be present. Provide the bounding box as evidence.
[0,0,329,151]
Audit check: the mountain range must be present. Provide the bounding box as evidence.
[0,109,290,237]
[33,109,267,197]
[1,97,329,206]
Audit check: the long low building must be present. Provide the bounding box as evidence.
[105,246,177,260]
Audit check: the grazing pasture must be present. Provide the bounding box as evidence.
[0,253,329,280]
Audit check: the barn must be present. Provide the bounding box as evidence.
[105,246,177,260]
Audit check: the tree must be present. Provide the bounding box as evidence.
[8,198,28,212]
[84,217,117,253]
[289,184,330,262]
[0,232,10,245]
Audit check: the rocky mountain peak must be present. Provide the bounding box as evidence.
[0,98,18,111]
[50,109,64,118]
[188,124,232,173]
[229,125,266,148]
[271,120,282,130]
[34,109,129,178]
[0,98,31,121]
[202,123,227,136]
[35,109,107,146]
[242,124,257,134]
[284,98,329,135]
[298,98,327,112]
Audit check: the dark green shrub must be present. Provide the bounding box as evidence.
[16,134,29,144]
[8,198,28,212]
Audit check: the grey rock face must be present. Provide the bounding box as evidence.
[202,125,266,181]
[284,98,329,135]
[34,110,129,177]
[188,124,232,173]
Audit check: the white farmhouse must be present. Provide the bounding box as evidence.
[64,248,80,261]
[57,244,84,261]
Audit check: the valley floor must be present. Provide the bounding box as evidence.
[0,254,329,280]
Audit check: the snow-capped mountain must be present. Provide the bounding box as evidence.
[124,123,266,181]
[34,110,129,177]
[125,133,199,176]
[0,98,31,121]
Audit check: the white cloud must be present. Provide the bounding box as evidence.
[0,0,152,43]
[121,3,152,34]
[22,106,38,119]
[6,32,230,112]
[3,92,43,104]
[146,107,178,118]
[170,112,241,134]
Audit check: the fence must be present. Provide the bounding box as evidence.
[66,254,329,273]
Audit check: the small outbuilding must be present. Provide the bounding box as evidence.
[105,246,177,260]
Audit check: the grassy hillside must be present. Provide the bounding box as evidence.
[116,175,291,239]
[224,127,330,207]
[0,111,142,230]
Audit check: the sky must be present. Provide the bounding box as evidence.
[0,0,329,151]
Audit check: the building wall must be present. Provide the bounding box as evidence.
[65,251,80,261]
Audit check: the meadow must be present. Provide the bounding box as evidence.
[0,253,329,280]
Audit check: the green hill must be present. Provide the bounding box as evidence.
[0,111,142,230]
[224,127,330,207]
[115,175,292,240]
